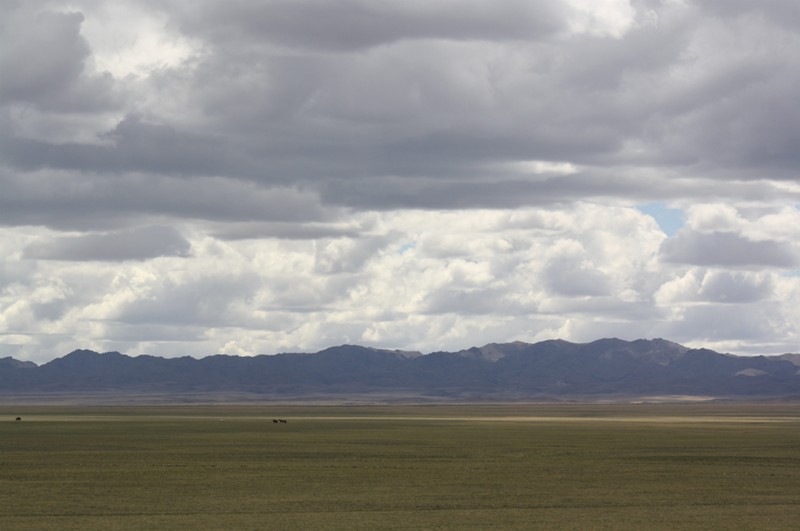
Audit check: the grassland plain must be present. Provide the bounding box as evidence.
[1,403,800,530]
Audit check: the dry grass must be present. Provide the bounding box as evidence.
[2,403,800,529]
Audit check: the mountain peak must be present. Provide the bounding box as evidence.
[472,341,532,362]
[45,349,128,367]
[4,338,799,400]
[0,356,38,369]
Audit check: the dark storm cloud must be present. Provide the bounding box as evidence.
[166,0,566,51]
[0,8,88,104]
[0,170,330,230]
[1,115,245,176]
[660,231,799,268]
[650,62,800,173]
[319,172,795,211]
[696,0,800,27]
[320,175,628,211]
[633,4,800,174]
[0,4,117,111]
[211,222,360,241]
[23,226,191,261]
[3,0,799,219]
[0,2,636,189]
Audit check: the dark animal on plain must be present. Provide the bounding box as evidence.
[279,419,287,423]
[272,419,278,423]
[15,417,21,421]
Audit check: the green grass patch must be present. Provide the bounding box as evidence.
[1,404,800,529]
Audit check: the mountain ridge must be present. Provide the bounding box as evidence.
[2,338,799,400]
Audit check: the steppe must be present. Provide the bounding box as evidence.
[2,403,799,529]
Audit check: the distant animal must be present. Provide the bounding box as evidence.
[273,419,279,423]
[15,417,21,421]
[279,419,287,424]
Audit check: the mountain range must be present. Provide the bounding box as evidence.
[2,338,800,401]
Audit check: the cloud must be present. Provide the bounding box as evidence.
[313,233,397,274]
[4,0,800,204]
[541,240,612,297]
[23,226,191,261]
[660,231,799,268]
[0,4,120,118]
[696,0,800,28]
[110,272,260,327]
[0,170,331,230]
[3,1,800,362]
[0,8,89,105]
[3,114,241,176]
[655,269,775,305]
[656,304,782,346]
[4,204,800,363]
[168,0,567,52]
[210,222,361,241]
[699,271,774,303]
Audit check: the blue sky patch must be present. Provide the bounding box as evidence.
[399,242,417,254]
[636,203,685,237]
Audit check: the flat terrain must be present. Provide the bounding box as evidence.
[1,403,800,529]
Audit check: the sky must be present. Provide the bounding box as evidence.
[2,0,800,363]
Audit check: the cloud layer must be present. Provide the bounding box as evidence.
[2,0,799,362]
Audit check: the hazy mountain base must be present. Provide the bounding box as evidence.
[0,391,785,406]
